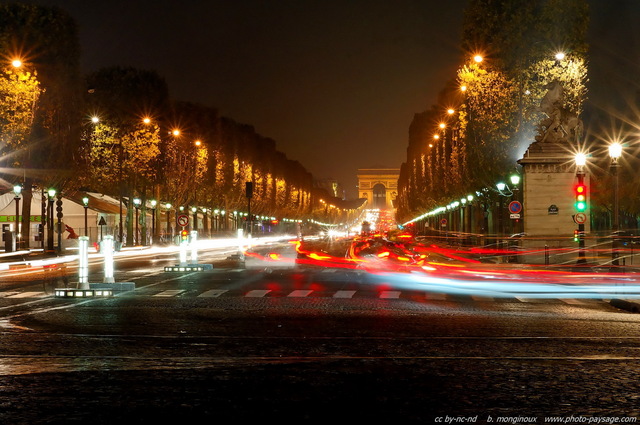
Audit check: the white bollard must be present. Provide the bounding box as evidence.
[103,235,115,283]
[190,230,198,264]
[78,236,89,289]
[179,240,188,266]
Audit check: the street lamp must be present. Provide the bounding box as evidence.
[82,196,89,237]
[47,188,56,252]
[150,200,157,245]
[13,185,21,250]
[165,203,172,242]
[133,197,141,245]
[510,174,521,234]
[609,142,622,268]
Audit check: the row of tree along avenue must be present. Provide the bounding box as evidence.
[0,3,330,249]
[396,0,636,234]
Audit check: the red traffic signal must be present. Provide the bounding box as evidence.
[180,230,189,241]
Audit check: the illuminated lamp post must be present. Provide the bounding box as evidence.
[47,188,56,252]
[496,182,506,250]
[510,174,521,234]
[460,198,467,241]
[13,184,21,250]
[165,203,172,243]
[133,197,141,246]
[150,200,157,245]
[609,142,622,268]
[82,196,89,237]
[465,194,474,234]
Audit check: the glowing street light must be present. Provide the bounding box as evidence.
[555,52,566,61]
[133,197,141,245]
[82,196,89,237]
[609,142,623,269]
[165,203,173,241]
[13,185,21,250]
[473,54,483,63]
[11,59,22,68]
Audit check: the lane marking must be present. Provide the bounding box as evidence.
[288,290,313,297]
[7,292,46,298]
[380,291,401,299]
[246,289,271,297]
[198,289,228,298]
[562,299,587,305]
[470,295,494,302]
[333,290,356,298]
[154,290,185,297]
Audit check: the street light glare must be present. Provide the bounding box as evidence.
[91,116,99,123]
[11,59,22,68]
[609,142,622,159]
[555,52,566,60]
[473,54,483,63]
[574,152,587,166]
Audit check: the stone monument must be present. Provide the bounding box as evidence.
[517,80,588,246]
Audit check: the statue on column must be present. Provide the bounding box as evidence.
[535,80,582,144]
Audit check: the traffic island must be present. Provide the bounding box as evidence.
[163,230,212,272]
[610,299,640,313]
[55,236,133,298]
[164,264,213,272]
[54,288,113,298]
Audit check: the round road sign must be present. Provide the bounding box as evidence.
[574,213,587,224]
[440,218,447,227]
[176,214,189,227]
[508,201,522,214]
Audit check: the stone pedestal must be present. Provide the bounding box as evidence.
[518,140,589,244]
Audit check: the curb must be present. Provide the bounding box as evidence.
[610,299,640,313]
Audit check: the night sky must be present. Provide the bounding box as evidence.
[20,1,640,198]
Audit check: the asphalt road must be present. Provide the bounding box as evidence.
[1,240,640,424]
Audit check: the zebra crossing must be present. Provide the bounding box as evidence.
[0,288,612,306]
[132,288,609,305]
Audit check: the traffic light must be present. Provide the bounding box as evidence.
[180,229,189,242]
[574,183,587,212]
[574,229,579,242]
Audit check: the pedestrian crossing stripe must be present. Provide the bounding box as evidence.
[333,290,356,298]
[154,290,185,297]
[198,289,228,298]
[6,291,47,298]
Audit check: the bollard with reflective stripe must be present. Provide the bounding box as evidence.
[103,235,115,283]
[190,230,198,264]
[78,236,89,289]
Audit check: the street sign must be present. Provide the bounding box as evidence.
[176,214,189,227]
[510,213,521,219]
[440,218,447,227]
[508,201,522,214]
[574,213,587,224]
